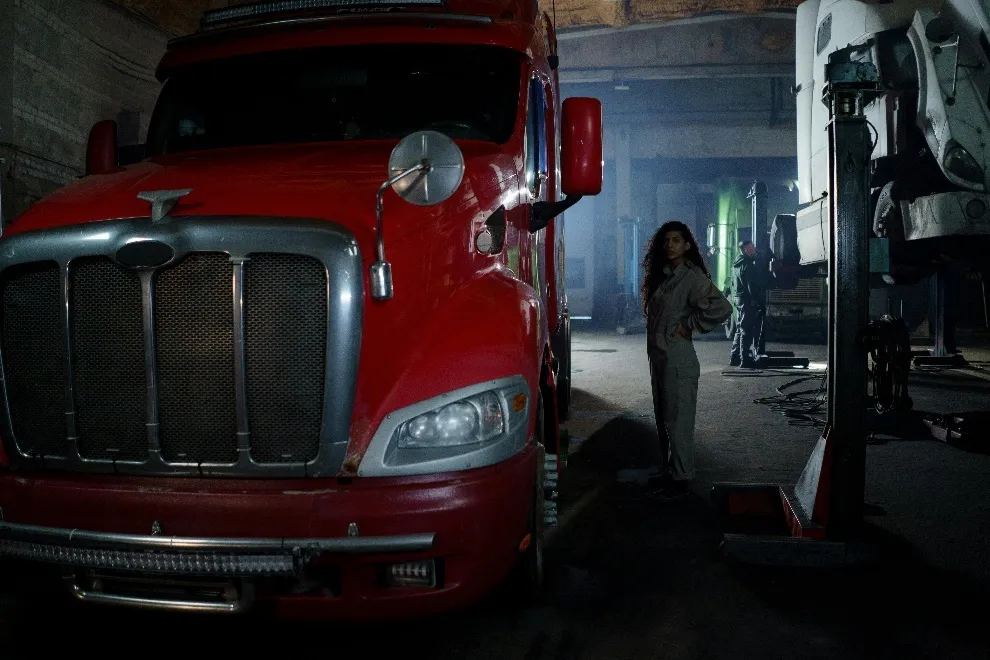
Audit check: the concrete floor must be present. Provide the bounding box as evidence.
[1,330,988,658]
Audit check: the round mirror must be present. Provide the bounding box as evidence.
[388,130,465,206]
[925,16,957,44]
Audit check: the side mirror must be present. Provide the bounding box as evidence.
[371,130,465,300]
[528,97,603,232]
[561,97,603,197]
[86,120,123,176]
[388,130,465,206]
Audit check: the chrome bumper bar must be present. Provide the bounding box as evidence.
[0,520,436,576]
[66,580,257,614]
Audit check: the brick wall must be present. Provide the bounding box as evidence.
[1,0,170,220]
[108,0,230,38]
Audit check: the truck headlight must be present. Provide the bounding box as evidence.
[944,143,984,184]
[359,375,532,477]
[397,392,504,448]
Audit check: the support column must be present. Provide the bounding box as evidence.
[614,124,642,332]
[614,124,632,289]
[824,89,870,538]
[793,70,874,540]
[615,124,631,219]
[748,181,768,252]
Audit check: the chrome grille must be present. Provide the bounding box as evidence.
[0,261,67,457]
[244,253,327,464]
[156,253,238,464]
[0,217,361,477]
[71,257,146,461]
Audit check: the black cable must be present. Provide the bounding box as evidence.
[753,372,828,430]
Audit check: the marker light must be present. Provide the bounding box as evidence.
[387,560,436,587]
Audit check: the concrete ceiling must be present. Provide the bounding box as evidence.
[108,0,799,36]
[559,12,795,83]
[553,0,798,30]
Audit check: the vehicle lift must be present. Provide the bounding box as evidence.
[912,270,966,368]
[712,55,881,564]
[748,182,811,370]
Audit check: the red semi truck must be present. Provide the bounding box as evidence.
[0,0,602,619]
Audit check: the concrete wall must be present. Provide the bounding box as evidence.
[108,0,227,37]
[1,0,169,221]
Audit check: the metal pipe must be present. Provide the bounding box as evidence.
[375,162,429,263]
[67,581,252,614]
[0,520,436,554]
[140,271,162,459]
[372,161,429,301]
[231,258,251,462]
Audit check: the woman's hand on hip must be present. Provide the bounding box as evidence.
[675,323,693,340]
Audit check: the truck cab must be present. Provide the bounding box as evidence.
[0,0,602,619]
[793,0,990,282]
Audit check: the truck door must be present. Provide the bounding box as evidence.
[524,75,550,306]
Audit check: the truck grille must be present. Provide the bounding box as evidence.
[72,257,146,461]
[0,218,359,477]
[768,277,826,307]
[156,253,239,464]
[1,262,68,458]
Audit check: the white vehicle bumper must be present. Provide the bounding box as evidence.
[902,192,990,241]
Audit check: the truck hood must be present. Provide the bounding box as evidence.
[910,7,990,191]
[10,141,517,250]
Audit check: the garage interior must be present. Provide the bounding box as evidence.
[0,1,988,658]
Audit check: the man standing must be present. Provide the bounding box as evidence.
[729,241,767,367]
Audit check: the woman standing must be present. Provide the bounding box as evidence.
[642,221,732,498]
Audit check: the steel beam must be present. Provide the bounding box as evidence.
[560,64,794,83]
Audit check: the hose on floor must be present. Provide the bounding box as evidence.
[753,372,827,430]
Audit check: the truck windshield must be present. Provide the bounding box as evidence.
[146,44,522,155]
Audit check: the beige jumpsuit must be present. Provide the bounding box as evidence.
[646,261,733,481]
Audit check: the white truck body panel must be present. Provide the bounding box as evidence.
[795,0,990,265]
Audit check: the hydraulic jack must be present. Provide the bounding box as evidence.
[712,55,881,565]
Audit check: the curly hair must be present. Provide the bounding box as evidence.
[641,221,710,318]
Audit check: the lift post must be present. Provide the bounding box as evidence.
[748,181,811,370]
[711,57,879,564]
[913,268,966,367]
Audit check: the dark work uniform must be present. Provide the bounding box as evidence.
[729,252,767,367]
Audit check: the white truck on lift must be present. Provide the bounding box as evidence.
[791,0,990,284]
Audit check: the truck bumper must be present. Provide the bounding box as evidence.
[0,447,538,620]
[903,191,990,241]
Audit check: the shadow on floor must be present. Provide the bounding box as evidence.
[568,415,661,473]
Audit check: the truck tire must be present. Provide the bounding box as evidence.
[556,329,571,421]
[873,181,903,241]
[503,395,546,605]
[770,214,800,289]
[723,288,736,340]
[770,214,799,264]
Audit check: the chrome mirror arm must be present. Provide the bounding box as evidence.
[371,161,430,301]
